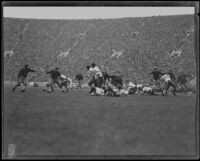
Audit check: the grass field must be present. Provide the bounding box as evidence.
[3,86,197,158]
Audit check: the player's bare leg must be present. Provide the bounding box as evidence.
[180,83,190,96]
[20,79,27,92]
[12,78,22,92]
[12,83,20,92]
[20,84,26,93]
[166,81,176,96]
[171,82,177,96]
[162,81,168,96]
[54,80,62,90]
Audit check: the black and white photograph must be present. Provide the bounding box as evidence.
[2,1,199,159]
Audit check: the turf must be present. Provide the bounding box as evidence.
[3,86,197,158]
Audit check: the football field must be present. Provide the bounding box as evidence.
[3,86,197,158]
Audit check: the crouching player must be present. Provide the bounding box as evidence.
[43,67,62,93]
[104,79,121,97]
[75,73,84,88]
[140,86,155,95]
[90,86,105,96]
[59,75,73,93]
[125,80,137,94]
[176,71,193,96]
[161,73,176,96]
[118,89,129,96]
[135,84,144,95]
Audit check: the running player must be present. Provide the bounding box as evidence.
[168,69,176,83]
[12,64,37,92]
[161,73,176,96]
[149,68,163,90]
[176,71,193,96]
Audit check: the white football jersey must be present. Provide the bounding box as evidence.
[60,74,67,80]
[161,74,171,82]
[95,87,105,96]
[89,66,102,77]
[128,82,136,88]
[119,89,129,95]
[142,87,153,92]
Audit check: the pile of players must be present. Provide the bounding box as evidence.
[84,65,193,97]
